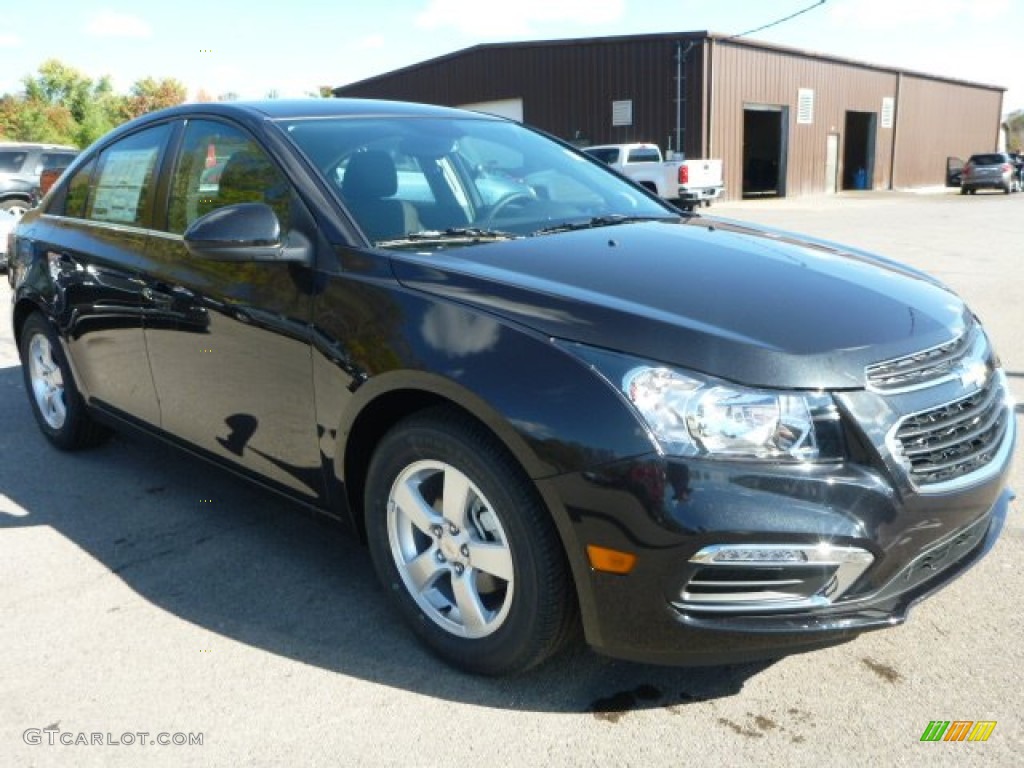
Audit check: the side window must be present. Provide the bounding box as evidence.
[87,124,170,226]
[0,151,27,173]
[167,120,291,235]
[63,157,98,218]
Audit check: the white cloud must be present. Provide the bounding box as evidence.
[0,33,21,47]
[416,0,625,37]
[84,10,153,39]
[828,0,1009,28]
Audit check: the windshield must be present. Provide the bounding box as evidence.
[280,115,676,247]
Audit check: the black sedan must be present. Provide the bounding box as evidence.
[7,100,1015,675]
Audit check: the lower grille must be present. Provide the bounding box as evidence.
[677,544,873,614]
[893,376,1009,488]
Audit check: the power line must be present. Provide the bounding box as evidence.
[726,0,827,40]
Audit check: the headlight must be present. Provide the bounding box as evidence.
[561,342,843,462]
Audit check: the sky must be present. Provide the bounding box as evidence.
[1,0,1020,114]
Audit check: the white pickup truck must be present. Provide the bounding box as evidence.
[583,143,724,211]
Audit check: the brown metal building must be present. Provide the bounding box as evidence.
[333,32,1005,201]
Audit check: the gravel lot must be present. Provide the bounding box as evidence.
[1,189,1021,767]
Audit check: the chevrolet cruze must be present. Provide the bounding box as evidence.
[7,100,1015,675]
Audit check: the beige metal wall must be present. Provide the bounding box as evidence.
[892,75,1004,187]
[708,40,899,199]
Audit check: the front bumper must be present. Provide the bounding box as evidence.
[538,422,1014,665]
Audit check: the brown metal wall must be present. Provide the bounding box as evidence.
[335,34,1005,200]
[335,36,708,158]
[709,40,899,198]
[892,75,1004,187]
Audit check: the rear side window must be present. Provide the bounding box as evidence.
[586,148,620,164]
[0,151,27,173]
[87,124,170,226]
[39,152,76,172]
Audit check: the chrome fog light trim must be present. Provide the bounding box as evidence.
[677,543,874,614]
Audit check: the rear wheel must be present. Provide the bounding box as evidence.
[19,313,110,450]
[364,408,576,675]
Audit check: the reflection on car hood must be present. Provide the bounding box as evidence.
[390,217,967,389]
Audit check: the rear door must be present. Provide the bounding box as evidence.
[35,124,173,425]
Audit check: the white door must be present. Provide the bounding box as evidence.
[826,134,839,194]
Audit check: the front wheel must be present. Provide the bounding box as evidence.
[19,313,110,450]
[364,408,577,675]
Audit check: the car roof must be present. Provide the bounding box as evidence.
[81,98,506,154]
[138,98,501,122]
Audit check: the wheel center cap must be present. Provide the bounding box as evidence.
[440,536,463,563]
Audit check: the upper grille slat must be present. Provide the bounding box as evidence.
[866,327,976,392]
[892,375,1009,488]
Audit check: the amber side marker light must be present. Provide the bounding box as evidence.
[587,545,637,574]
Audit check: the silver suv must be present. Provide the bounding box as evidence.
[0,142,79,216]
[960,152,1020,195]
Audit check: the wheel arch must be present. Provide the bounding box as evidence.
[338,372,553,542]
[12,296,48,349]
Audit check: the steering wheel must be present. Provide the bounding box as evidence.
[482,192,535,227]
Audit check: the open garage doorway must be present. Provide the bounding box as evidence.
[842,111,877,190]
[743,105,788,198]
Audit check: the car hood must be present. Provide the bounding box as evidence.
[390,218,968,389]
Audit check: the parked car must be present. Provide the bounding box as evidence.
[30,153,78,208]
[7,100,1015,675]
[0,142,79,216]
[0,208,16,270]
[960,152,1020,194]
[583,142,724,210]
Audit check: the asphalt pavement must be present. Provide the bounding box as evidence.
[1,188,1021,767]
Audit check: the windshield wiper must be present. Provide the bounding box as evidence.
[375,227,522,248]
[531,214,680,236]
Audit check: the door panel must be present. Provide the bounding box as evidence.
[144,120,323,501]
[46,124,173,425]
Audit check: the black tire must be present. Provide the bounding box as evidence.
[19,313,110,450]
[364,407,577,675]
[959,187,968,195]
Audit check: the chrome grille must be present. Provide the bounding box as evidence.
[893,377,1009,487]
[866,328,976,392]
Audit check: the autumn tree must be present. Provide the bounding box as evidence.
[121,77,188,121]
[0,60,187,148]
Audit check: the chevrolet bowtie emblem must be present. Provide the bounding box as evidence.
[958,359,989,390]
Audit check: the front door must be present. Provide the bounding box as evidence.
[143,119,324,501]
